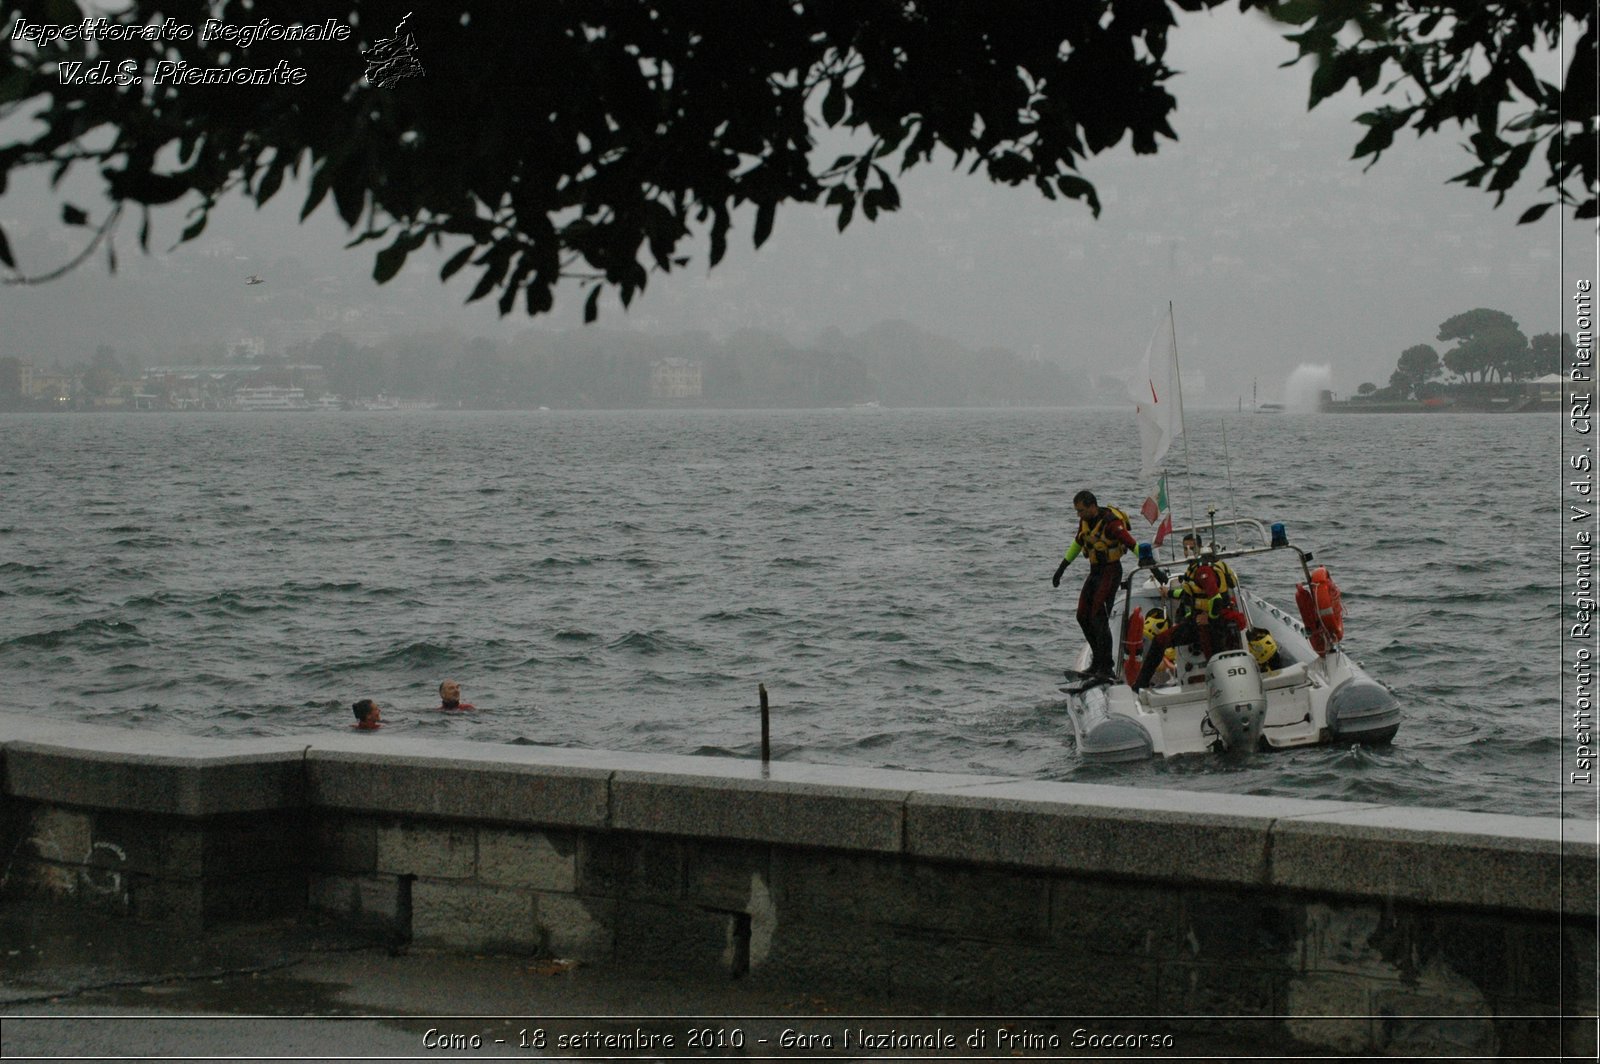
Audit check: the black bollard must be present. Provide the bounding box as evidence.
[759,683,770,764]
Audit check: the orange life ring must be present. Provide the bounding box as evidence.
[1122,607,1144,686]
[1296,569,1346,654]
[1295,583,1326,654]
[1311,567,1345,642]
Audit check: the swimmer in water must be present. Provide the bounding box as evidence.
[436,679,476,712]
[352,699,383,730]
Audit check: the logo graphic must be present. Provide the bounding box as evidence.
[363,12,423,88]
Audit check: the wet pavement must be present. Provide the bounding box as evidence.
[0,902,1348,1061]
[0,902,867,1060]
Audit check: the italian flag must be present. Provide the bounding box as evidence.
[1141,474,1173,545]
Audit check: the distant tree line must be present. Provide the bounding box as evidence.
[1357,308,1572,400]
[283,320,1077,408]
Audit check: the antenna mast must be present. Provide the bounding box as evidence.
[1170,302,1197,535]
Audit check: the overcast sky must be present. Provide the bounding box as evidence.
[1,6,1591,404]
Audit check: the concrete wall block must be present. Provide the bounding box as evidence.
[3,859,81,902]
[376,822,474,879]
[1290,902,1512,1022]
[24,807,92,866]
[1283,906,1505,1054]
[1269,809,1580,913]
[308,872,360,914]
[1415,912,1515,999]
[127,874,202,928]
[613,899,742,975]
[536,892,616,958]
[578,835,683,902]
[885,932,1159,1016]
[771,850,918,926]
[1292,902,1405,978]
[906,784,1279,885]
[312,817,378,874]
[685,842,771,911]
[12,830,140,911]
[479,829,576,891]
[411,879,536,953]
[84,811,197,878]
[0,712,1591,1042]
[309,873,407,934]
[200,813,307,876]
[901,864,1051,943]
[1050,875,1185,958]
[1177,888,1299,965]
[777,853,1050,943]
[611,773,906,852]
[81,811,302,881]
[1366,984,1499,1057]
[1481,1015,1567,1059]
[0,795,31,868]
[752,920,893,1002]
[356,874,407,923]
[1428,911,1577,1010]
[1157,961,1288,1018]
[202,871,306,924]
[1562,924,1597,1005]
[6,742,305,817]
[306,750,610,828]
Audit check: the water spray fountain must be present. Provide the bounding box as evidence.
[1284,364,1334,412]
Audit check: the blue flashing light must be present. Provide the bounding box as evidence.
[1137,542,1155,565]
[1270,522,1288,548]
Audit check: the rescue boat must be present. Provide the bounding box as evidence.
[1062,517,1400,761]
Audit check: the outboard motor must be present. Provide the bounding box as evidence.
[1204,649,1267,753]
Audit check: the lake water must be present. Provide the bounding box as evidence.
[0,407,1581,819]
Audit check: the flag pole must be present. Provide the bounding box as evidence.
[1169,302,1197,537]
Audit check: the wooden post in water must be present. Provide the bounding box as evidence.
[759,683,770,764]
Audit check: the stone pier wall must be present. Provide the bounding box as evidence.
[0,713,1592,1056]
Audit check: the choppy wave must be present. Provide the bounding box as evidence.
[0,407,1577,818]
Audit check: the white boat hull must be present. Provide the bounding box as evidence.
[1064,584,1399,760]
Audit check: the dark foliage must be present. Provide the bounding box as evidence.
[1269,0,1596,225]
[1,1,1593,320]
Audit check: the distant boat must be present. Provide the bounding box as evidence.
[245,274,264,286]
[1246,380,1283,413]
[349,395,436,411]
[233,386,310,411]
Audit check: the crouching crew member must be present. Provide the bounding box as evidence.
[1131,558,1247,692]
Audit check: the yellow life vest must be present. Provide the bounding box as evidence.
[1180,558,1239,616]
[1077,505,1131,563]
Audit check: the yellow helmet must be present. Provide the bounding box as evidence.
[1143,608,1168,641]
[1248,628,1278,667]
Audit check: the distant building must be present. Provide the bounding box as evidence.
[650,358,703,400]
[0,357,32,400]
[1527,373,1564,404]
[229,336,267,361]
[140,364,327,410]
[28,369,75,404]
[143,365,250,409]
